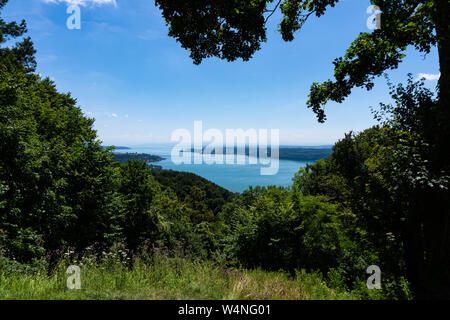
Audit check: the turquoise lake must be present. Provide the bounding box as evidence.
[121,144,310,193]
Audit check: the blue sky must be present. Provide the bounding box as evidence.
[2,0,441,145]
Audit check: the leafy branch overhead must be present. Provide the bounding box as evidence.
[155,0,448,123]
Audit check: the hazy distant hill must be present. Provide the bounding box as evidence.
[275,147,332,161]
[188,146,333,162]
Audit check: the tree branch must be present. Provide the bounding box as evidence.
[265,0,283,23]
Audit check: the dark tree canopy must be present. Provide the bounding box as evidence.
[155,0,269,65]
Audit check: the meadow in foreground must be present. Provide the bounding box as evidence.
[0,255,350,300]
[2,244,394,300]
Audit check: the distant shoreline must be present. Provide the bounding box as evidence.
[111,152,165,164]
[186,146,333,162]
[107,145,333,163]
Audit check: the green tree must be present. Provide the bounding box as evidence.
[0,1,123,260]
[219,186,353,274]
[118,160,160,251]
[0,0,36,73]
[293,77,450,296]
[373,77,449,297]
[185,186,214,224]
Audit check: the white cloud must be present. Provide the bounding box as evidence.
[42,0,117,7]
[111,113,118,118]
[417,73,440,81]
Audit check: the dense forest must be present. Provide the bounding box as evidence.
[0,0,449,300]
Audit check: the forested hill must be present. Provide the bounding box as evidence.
[152,170,236,214]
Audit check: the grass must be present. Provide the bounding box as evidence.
[0,254,354,300]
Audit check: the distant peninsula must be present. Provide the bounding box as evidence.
[187,146,333,162]
[112,152,165,164]
[103,145,131,150]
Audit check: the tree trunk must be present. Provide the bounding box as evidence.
[421,0,450,299]
[435,0,450,142]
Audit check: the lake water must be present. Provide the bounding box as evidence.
[121,144,310,193]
